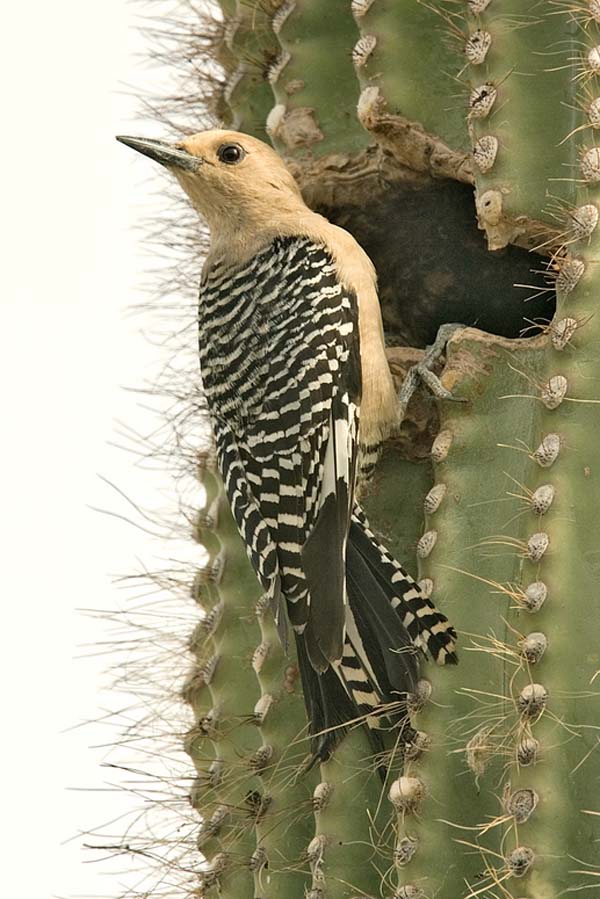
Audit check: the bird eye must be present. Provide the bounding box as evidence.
[217,143,245,165]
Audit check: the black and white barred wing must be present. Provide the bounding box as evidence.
[199,237,361,672]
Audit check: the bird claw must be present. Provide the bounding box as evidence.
[398,323,466,422]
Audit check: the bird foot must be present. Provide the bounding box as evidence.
[398,323,467,424]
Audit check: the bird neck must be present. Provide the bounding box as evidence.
[204,206,328,271]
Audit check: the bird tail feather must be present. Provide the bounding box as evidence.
[297,524,422,762]
[297,508,457,763]
[350,506,458,665]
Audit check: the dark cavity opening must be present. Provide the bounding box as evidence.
[318,179,555,349]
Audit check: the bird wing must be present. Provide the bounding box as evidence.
[199,236,360,671]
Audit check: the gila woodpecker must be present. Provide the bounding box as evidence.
[117,129,457,760]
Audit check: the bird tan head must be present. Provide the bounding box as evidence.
[117,129,305,242]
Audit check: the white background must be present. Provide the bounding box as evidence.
[2,2,204,896]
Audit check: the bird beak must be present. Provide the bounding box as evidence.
[116,135,201,172]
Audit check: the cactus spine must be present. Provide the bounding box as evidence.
[186,454,263,896]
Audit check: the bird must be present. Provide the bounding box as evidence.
[117,129,457,761]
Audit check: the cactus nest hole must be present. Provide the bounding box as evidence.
[316,179,555,348]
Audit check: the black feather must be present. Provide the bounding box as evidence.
[296,536,420,767]
[301,490,347,670]
[346,536,419,698]
[350,510,458,665]
[294,635,355,761]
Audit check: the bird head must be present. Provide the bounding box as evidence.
[116,129,304,234]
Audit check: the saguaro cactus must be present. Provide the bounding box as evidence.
[115,2,600,897]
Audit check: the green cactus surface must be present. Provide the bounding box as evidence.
[186,456,264,897]
[268,0,369,157]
